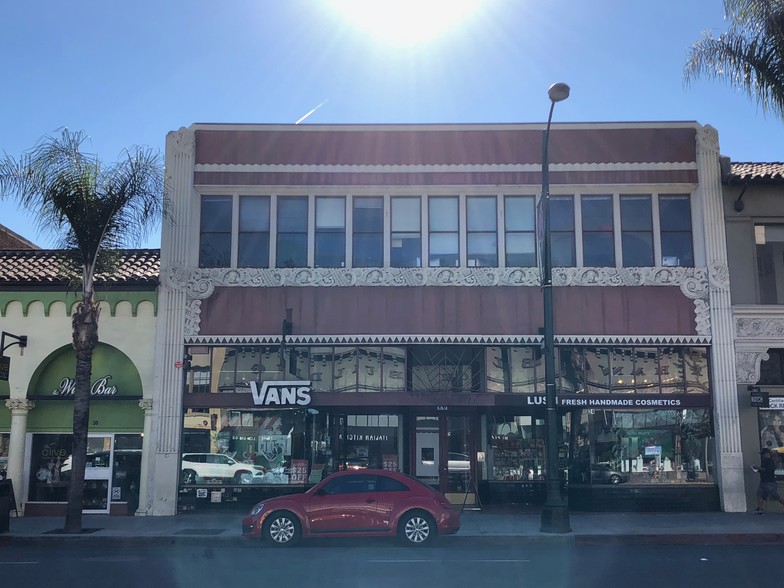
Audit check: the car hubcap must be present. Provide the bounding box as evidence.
[404,517,430,543]
[269,517,295,543]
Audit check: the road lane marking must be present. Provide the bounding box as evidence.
[367,559,530,563]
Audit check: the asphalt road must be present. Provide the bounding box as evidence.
[0,539,777,588]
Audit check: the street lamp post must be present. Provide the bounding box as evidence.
[540,82,571,533]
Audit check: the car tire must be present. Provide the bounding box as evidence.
[181,469,197,485]
[233,470,250,484]
[398,510,436,546]
[263,511,301,547]
[609,474,621,485]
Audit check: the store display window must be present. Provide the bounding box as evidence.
[339,414,401,472]
[487,415,546,481]
[0,433,9,479]
[28,434,72,502]
[485,347,542,393]
[180,408,309,486]
[566,409,715,485]
[758,408,784,479]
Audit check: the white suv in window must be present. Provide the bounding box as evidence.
[181,453,262,484]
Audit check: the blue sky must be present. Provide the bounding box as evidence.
[1,0,780,249]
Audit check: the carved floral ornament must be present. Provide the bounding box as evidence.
[165,265,715,301]
[163,265,723,339]
[736,351,770,385]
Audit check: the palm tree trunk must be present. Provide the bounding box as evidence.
[63,296,100,533]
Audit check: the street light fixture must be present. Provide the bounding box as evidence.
[539,82,572,533]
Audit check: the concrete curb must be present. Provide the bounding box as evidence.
[3,533,784,547]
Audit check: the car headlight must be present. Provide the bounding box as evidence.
[250,502,266,516]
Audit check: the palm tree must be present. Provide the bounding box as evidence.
[0,129,164,532]
[685,0,784,120]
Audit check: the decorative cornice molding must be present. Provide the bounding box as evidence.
[184,333,710,346]
[736,317,784,339]
[5,398,35,412]
[193,161,698,174]
[694,299,712,337]
[736,351,770,384]
[168,265,710,299]
[139,399,153,412]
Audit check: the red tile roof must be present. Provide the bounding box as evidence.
[0,249,160,287]
[729,162,784,183]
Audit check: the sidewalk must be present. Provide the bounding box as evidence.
[4,508,784,546]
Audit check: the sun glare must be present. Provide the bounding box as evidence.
[329,0,481,47]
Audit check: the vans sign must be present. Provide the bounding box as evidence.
[249,380,312,407]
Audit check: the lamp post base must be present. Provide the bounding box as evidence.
[540,503,572,534]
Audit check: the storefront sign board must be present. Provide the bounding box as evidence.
[249,380,311,406]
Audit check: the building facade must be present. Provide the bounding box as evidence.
[146,122,745,515]
[723,162,784,511]
[0,248,159,515]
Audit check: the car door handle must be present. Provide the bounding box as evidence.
[365,498,376,503]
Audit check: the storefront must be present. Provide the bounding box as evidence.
[23,342,145,516]
[176,343,718,512]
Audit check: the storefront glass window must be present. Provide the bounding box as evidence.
[409,346,482,393]
[487,415,545,481]
[384,347,406,392]
[758,408,784,479]
[309,347,334,392]
[684,348,710,393]
[585,347,611,393]
[486,347,540,393]
[357,347,383,392]
[0,433,9,479]
[333,348,357,392]
[181,408,308,486]
[28,434,72,502]
[341,414,400,471]
[659,347,685,393]
[566,409,714,485]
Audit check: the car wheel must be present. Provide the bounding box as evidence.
[264,511,301,547]
[181,469,197,485]
[609,474,621,485]
[398,511,436,546]
[233,470,250,484]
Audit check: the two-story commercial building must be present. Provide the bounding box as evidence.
[145,122,744,515]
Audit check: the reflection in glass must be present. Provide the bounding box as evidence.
[357,347,383,392]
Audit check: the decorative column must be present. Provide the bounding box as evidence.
[148,126,195,516]
[5,399,35,514]
[135,399,154,516]
[696,124,745,512]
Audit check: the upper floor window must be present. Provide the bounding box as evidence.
[199,195,232,268]
[756,224,784,304]
[353,197,383,267]
[582,195,614,267]
[551,196,576,267]
[277,197,308,268]
[659,195,694,267]
[315,197,345,267]
[620,195,654,267]
[504,195,536,267]
[429,196,459,267]
[391,197,421,267]
[238,196,270,268]
[467,197,497,267]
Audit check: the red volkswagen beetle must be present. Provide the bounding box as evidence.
[242,469,460,547]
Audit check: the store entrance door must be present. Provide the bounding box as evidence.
[82,435,113,514]
[413,414,473,503]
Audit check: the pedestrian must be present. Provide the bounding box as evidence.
[752,448,784,514]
